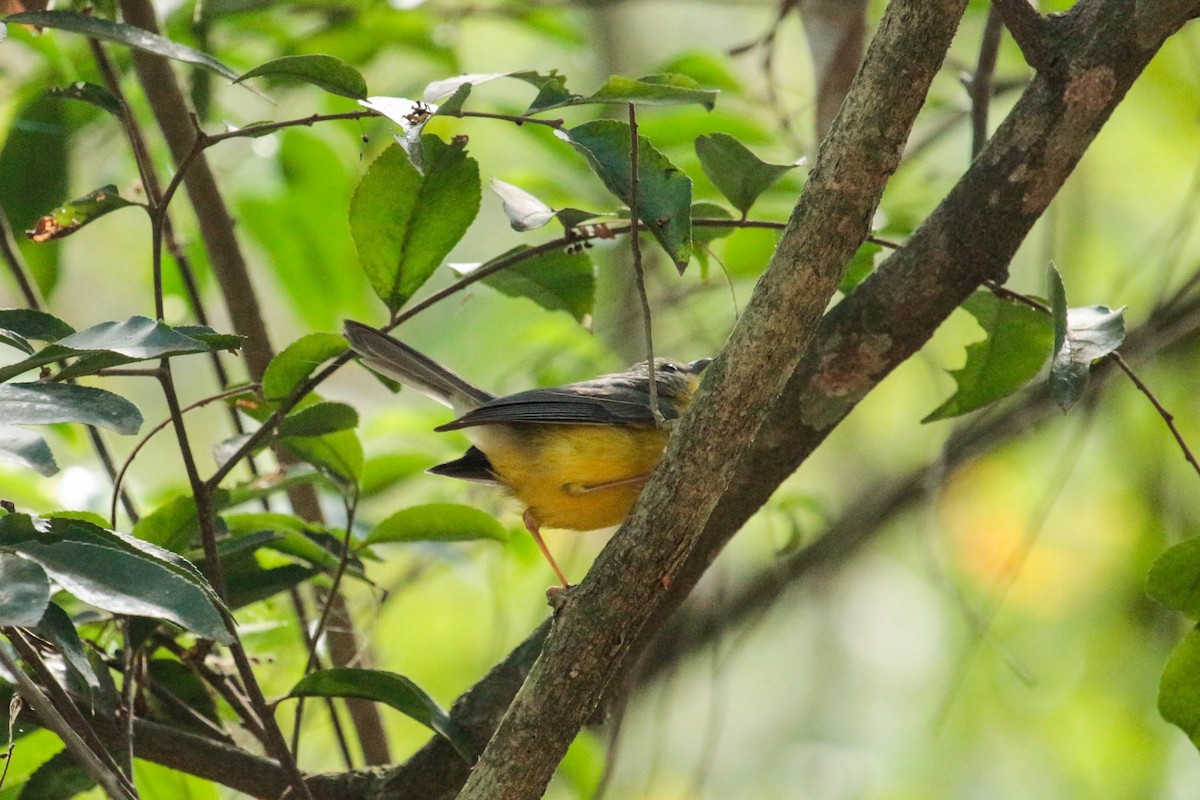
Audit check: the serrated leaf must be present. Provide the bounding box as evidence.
[289,668,476,763]
[0,552,50,626]
[350,139,481,313]
[0,514,231,643]
[236,54,367,99]
[47,81,121,117]
[277,401,359,438]
[27,184,133,242]
[223,512,355,574]
[0,383,142,435]
[1148,537,1200,618]
[454,246,594,322]
[1159,629,1200,747]
[366,503,507,544]
[0,309,74,342]
[923,291,1054,422]
[4,10,238,79]
[560,120,692,270]
[1048,265,1126,411]
[695,133,796,215]
[491,178,555,232]
[262,333,348,402]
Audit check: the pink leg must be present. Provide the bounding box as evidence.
[523,508,571,588]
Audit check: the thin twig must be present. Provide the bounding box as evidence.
[1109,352,1200,478]
[109,383,258,529]
[968,6,1004,159]
[2,629,139,800]
[627,103,661,424]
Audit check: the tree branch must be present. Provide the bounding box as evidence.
[992,0,1059,74]
[457,2,968,797]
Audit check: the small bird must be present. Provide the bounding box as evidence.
[343,320,710,586]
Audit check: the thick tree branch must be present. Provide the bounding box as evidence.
[457,2,967,798]
[993,0,1060,74]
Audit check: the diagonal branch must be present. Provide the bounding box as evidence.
[456,2,969,798]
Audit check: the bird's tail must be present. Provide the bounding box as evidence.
[343,320,492,413]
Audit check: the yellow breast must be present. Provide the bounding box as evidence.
[468,423,670,531]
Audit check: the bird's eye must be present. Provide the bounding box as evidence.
[658,362,680,373]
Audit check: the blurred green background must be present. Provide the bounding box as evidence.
[2,0,1200,797]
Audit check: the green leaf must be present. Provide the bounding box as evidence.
[278,401,359,438]
[0,425,58,476]
[132,493,203,553]
[4,10,239,80]
[0,553,51,626]
[0,309,74,342]
[0,329,34,354]
[1148,537,1200,618]
[262,332,349,402]
[1159,628,1200,747]
[695,133,796,215]
[561,120,692,270]
[27,184,133,243]
[235,54,367,99]
[280,429,363,491]
[174,325,244,353]
[223,512,354,574]
[455,246,595,322]
[690,201,733,278]
[47,82,122,118]
[491,178,556,232]
[0,514,231,643]
[18,748,95,800]
[839,241,882,294]
[366,503,507,545]
[0,383,142,435]
[923,291,1054,422]
[35,602,102,696]
[288,668,476,763]
[1047,265,1126,412]
[0,316,226,383]
[349,139,481,313]
[527,73,717,113]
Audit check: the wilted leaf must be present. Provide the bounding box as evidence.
[350,139,480,313]
[491,178,555,232]
[366,503,507,545]
[27,185,133,242]
[1048,265,1126,411]
[695,133,797,215]
[560,120,692,270]
[359,96,438,166]
[236,54,367,99]
[923,291,1053,422]
[289,668,476,762]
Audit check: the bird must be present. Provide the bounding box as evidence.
[343,320,711,586]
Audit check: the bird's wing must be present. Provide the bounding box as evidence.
[435,383,664,430]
